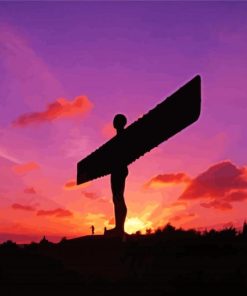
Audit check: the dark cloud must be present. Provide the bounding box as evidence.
[12,203,36,211]
[200,201,232,211]
[82,191,99,200]
[179,161,247,211]
[37,208,73,218]
[225,190,247,202]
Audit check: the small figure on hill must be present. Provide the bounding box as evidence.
[91,225,95,235]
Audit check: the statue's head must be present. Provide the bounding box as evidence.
[113,114,127,131]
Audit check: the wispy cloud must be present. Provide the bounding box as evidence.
[0,148,20,164]
[169,212,196,223]
[146,201,188,229]
[0,22,64,108]
[12,161,39,175]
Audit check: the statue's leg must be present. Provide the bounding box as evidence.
[111,171,127,233]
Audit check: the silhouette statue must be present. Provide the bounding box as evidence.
[105,114,128,237]
[77,75,201,237]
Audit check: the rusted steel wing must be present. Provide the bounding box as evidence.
[77,75,201,184]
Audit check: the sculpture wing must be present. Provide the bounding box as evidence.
[77,75,201,184]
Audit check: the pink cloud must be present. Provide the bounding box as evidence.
[12,162,39,174]
[64,179,77,189]
[24,187,36,194]
[36,208,73,218]
[145,172,190,189]
[12,96,93,127]
[12,203,36,212]
[64,179,91,190]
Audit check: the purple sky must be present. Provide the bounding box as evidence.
[0,2,247,242]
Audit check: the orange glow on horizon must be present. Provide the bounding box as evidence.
[125,217,153,234]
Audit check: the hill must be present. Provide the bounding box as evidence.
[1,226,247,295]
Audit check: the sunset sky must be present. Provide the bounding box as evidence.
[1,1,247,243]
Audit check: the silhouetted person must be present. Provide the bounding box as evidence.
[91,225,95,235]
[105,114,128,237]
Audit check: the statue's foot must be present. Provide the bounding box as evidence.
[104,228,127,239]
